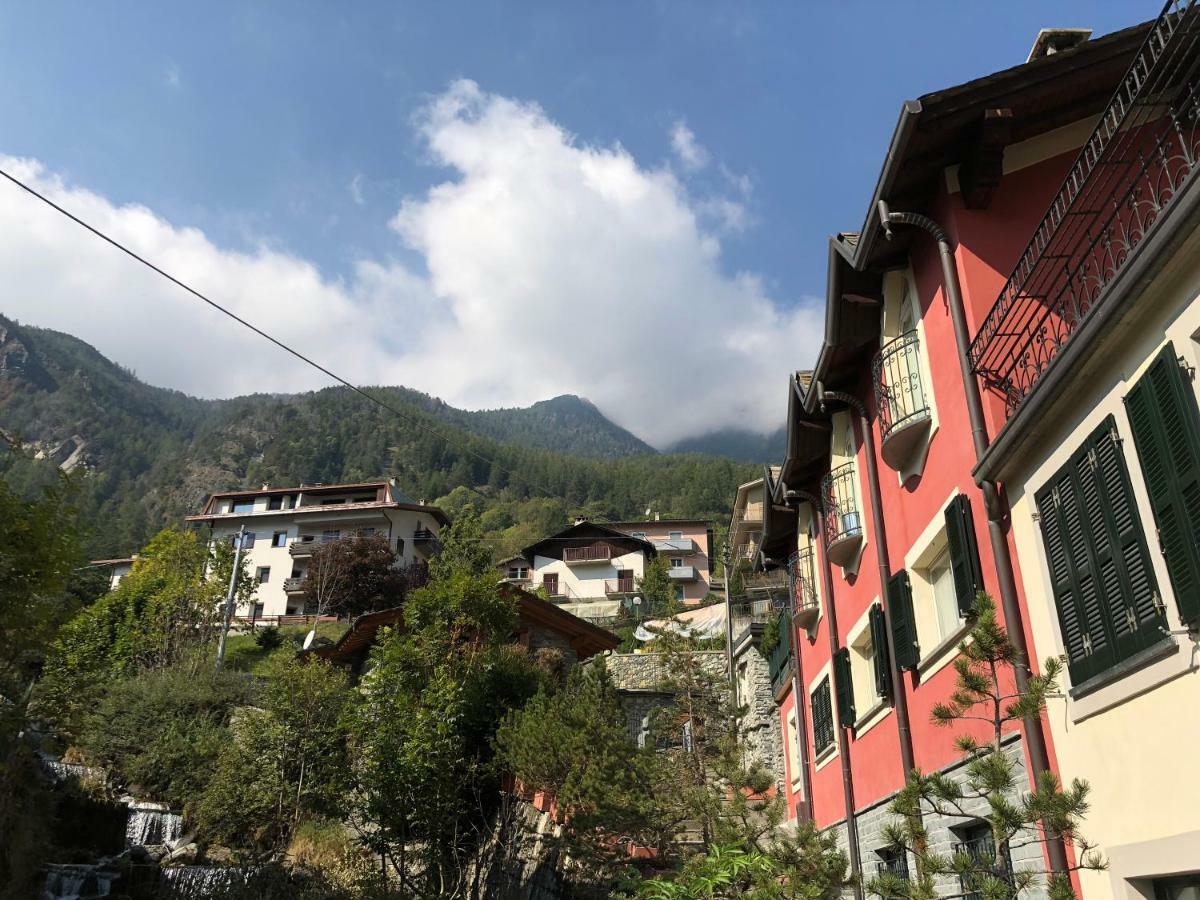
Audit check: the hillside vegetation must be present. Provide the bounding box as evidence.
[0,316,753,558]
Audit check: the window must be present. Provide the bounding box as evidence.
[231,498,255,513]
[674,585,686,602]
[358,527,375,538]
[1125,342,1200,628]
[506,566,529,580]
[272,531,287,548]
[1153,876,1200,900]
[895,495,985,668]
[833,647,855,728]
[848,604,892,715]
[954,823,1011,900]
[875,847,909,879]
[925,547,961,643]
[670,557,684,568]
[256,566,271,584]
[321,498,344,506]
[810,676,834,755]
[267,495,283,511]
[321,529,341,542]
[396,538,405,556]
[785,710,802,785]
[631,531,646,540]
[233,532,256,549]
[669,531,683,541]
[1035,416,1166,686]
[252,602,265,619]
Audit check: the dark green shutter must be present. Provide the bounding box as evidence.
[869,602,892,699]
[887,570,919,670]
[1035,416,1165,685]
[811,676,833,754]
[945,494,985,616]
[1125,343,1200,628]
[833,647,855,728]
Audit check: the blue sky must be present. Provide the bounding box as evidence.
[0,2,1152,444]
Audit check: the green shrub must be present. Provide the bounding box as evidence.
[255,626,283,651]
[77,664,253,808]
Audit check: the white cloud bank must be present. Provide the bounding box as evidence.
[0,80,820,447]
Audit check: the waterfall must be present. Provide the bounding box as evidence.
[159,866,249,898]
[125,802,183,848]
[41,864,115,899]
[37,752,105,785]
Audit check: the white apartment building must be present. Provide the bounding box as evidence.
[187,478,449,618]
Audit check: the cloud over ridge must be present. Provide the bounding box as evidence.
[0,80,820,447]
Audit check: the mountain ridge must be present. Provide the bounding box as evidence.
[0,315,757,558]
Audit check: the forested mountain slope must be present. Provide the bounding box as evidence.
[0,316,753,558]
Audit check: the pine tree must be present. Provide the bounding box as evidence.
[868,594,1105,900]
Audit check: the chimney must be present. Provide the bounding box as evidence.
[574,516,589,526]
[261,482,271,491]
[1026,28,1091,63]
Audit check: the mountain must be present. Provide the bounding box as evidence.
[399,392,656,458]
[666,426,786,464]
[0,317,754,559]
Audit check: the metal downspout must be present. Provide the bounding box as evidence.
[877,201,1070,875]
[788,489,824,824]
[817,501,864,900]
[819,387,917,780]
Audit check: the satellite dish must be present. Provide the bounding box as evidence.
[302,629,317,651]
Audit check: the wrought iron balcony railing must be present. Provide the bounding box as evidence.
[787,548,818,613]
[873,330,930,445]
[822,463,863,549]
[970,1,1200,419]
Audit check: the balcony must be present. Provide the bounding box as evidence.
[873,330,931,470]
[787,547,820,629]
[822,462,864,567]
[605,577,637,596]
[563,544,613,565]
[668,565,699,581]
[282,576,306,593]
[728,598,779,637]
[970,3,1200,422]
[736,501,764,525]
[654,538,696,553]
[413,529,442,555]
[767,611,794,695]
[289,541,315,558]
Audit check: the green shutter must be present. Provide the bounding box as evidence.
[833,647,855,728]
[887,570,919,670]
[1036,464,1113,684]
[1035,415,1165,685]
[945,494,985,616]
[1079,417,1165,661]
[1125,344,1200,628]
[869,602,892,699]
[811,676,833,754]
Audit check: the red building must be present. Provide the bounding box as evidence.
[744,19,1169,898]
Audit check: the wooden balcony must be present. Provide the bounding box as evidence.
[283,576,306,594]
[563,544,612,564]
[605,577,637,596]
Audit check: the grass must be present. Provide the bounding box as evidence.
[223,621,349,675]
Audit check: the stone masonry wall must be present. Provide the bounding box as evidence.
[827,735,1047,900]
[734,642,785,788]
[602,651,728,746]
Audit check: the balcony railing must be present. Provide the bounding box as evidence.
[970,1,1200,419]
[787,547,820,627]
[873,330,931,467]
[563,544,613,564]
[767,611,794,695]
[282,576,305,593]
[413,529,442,554]
[822,463,863,565]
[605,577,637,595]
[654,538,697,553]
[953,833,1013,900]
[668,565,699,581]
[735,501,764,524]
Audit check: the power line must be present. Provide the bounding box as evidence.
[0,164,581,509]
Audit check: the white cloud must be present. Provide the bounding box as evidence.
[164,63,181,89]
[0,81,820,447]
[669,119,709,172]
[348,172,365,206]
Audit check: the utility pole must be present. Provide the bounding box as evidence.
[215,524,246,671]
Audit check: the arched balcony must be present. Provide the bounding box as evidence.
[822,462,864,568]
[873,329,932,470]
